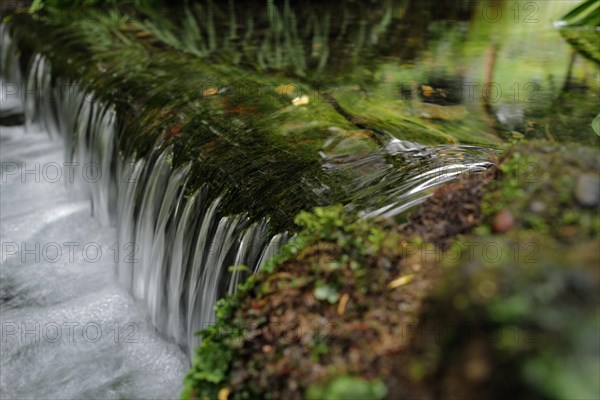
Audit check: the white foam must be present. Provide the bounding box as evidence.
[1,126,188,399]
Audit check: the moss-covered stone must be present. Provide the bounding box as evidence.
[182,205,445,400]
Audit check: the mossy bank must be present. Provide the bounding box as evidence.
[2,3,598,399]
[183,140,599,400]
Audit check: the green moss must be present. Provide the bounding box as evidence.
[481,141,600,242]
[181,277,254,400]
[181,204,396,398]
[182,140,598,399]
[6,10,369,232]
[306,375,388,400]
[417,233,599,398]
[20,1,498,233]
[409,140,599,398]
[7,4,598,398]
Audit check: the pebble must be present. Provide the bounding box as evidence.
[531,201,545,213]
[492,209,514,233]
[262,345,273,354]
[575,174,600,207]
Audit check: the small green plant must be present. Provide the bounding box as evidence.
[182,205,390,398]
[482,152,530,215]
[181,297,246,400]
[314,281,340,303]
[306,375,388,400]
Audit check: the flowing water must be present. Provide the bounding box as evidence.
[1,23,291,398]
[1,19,490,358]
[0,123,189,399]
[1,1,597,398]
[0,90,489,398]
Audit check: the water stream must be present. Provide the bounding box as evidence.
[0,122,189,399]
[4,0,593,395]
[0,19,499,397]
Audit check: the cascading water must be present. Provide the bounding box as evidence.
[1,14,494,397]
[1,24,288,356]
[0,123,189,398]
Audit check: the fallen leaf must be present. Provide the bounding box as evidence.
[421,85,434,97]
[337,293,350,315]
[203,87,219,97]
[218,387,230,400]
[275,84,295,96]
[388,274,415,289]
[292,95,310,106]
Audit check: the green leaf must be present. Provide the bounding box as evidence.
[592,113,600,136]
[314,282,340,303]
[559,0,600,26]
[29,0,44,13]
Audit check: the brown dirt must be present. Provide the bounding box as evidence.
[401,166,497,250]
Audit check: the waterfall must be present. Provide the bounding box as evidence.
[1,22,493,356]
[1,25,286,354]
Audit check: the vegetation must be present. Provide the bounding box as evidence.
[3,1,598,399]
[557,0,600,64]
[5,1,515,232]
[480,141,600,239]
[182,141,599,399]
[5,9,352,232]
[29,0,162,9]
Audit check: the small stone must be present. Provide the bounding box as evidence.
[531,201,545,213]
[492,209,514,233]
[262,345,273,354]
[575,174,600,207]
